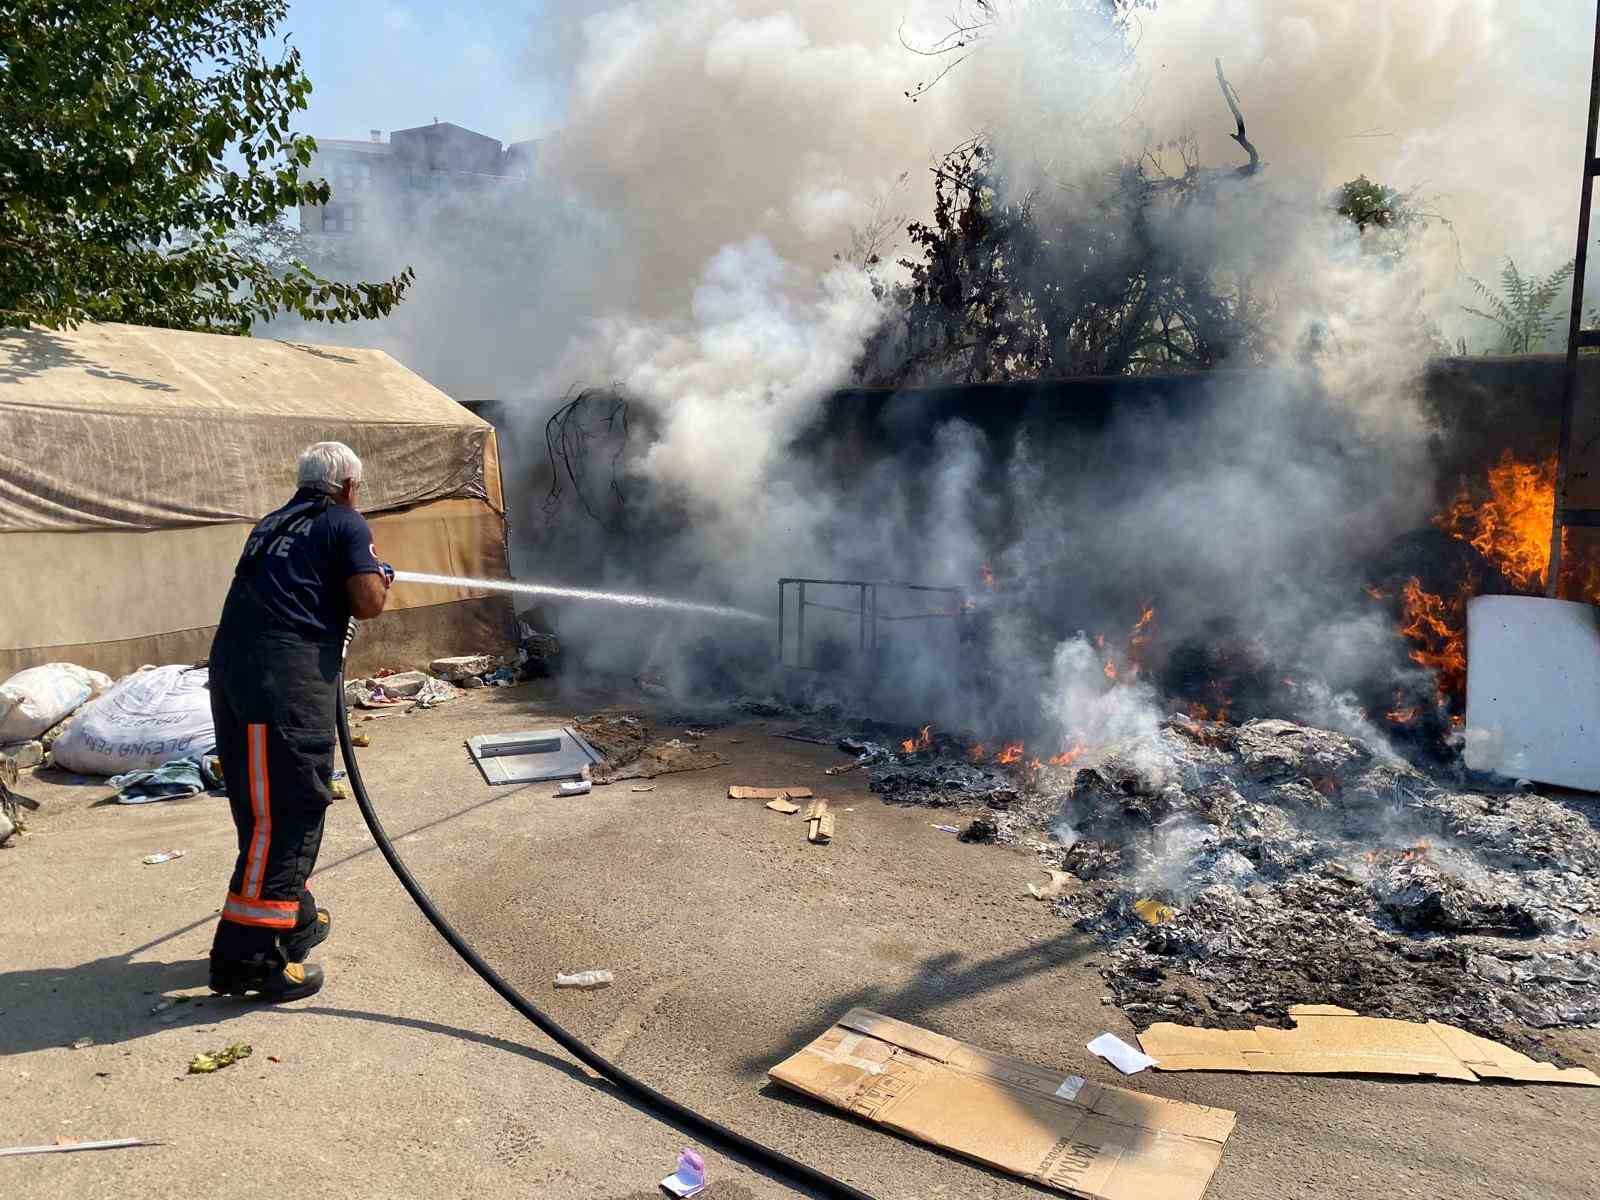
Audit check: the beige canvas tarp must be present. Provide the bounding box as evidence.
[0,322,514,678]
[0,322,495,532]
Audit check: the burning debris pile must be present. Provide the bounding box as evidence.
[822,707,1599,1056]
[1035,715,1600,1055]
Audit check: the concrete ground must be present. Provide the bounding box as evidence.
[4,680,1600,1200]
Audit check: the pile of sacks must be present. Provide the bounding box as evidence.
[0,662,217,787]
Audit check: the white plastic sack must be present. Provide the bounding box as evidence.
[0,663,113,742]
[51,665,215,776]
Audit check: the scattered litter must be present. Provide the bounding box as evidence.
[149,999,173,1015]
[825,762,862,776]
[683,729,710,740]
[805,798,835,844]
[729,786,813,800]
[330,780,349,800]
[596,739,728,783]
[188,1042,252,1074]
[331,769,346,781]
[557,780,592,797]
[554,970,613,990]
[766,798,801,815]
[777,727,835,745]
[267,1055,282,1064]
[1,738,43,770]
[769,1008,1234,1200]
[1133,898,1177,926]
[932,824,960,834]
[631,785,657,793]
[660,1148,707,1197]
[1028,870,1074,900]
[350,732,370,748]
[959,816,999,844]
[430,654,497,683]
[141,850,186,866]
[109,755,222,804]
[70,1036,94,1050]
[0,1138,156,1158]
[1087,1031,1159,1075]
[1137,1005,1600,1085]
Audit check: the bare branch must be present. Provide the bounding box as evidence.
[1214,59,1260,175]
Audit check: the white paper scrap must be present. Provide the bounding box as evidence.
[1087,1032,1158,1075]
[660,1148,707,1197]
[1053,1074,1086,1101]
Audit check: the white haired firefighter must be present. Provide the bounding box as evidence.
[207,442,393,1001]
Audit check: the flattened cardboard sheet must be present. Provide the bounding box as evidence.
[1137,1006,1599,1086]
[729,785,814,800]
[768,1008,1236,1200]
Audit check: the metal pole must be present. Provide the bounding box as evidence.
[797,582,807,670]
[858,583,867,655]
[1549,0,1600,598]
[777,581,785,667]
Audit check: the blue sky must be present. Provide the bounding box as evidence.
[280,1,562,144]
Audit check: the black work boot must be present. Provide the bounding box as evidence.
[210,960,325,1003]
[280,908,331,964]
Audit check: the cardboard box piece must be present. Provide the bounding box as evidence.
[1137,1005,1600,1086]
[728,786,813,800]
[768,1008,1236,1200]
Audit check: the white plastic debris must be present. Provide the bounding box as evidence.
[660,1149,707,1197]
[557,780,592,796]
[1087,1031,1159,1075]
[554,970,613,990]
[141,850,186,865]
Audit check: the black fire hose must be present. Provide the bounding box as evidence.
[334,688,877,1200]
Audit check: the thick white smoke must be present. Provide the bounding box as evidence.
[281,1,1595,740]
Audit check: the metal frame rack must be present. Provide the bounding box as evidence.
[776,577,966,671]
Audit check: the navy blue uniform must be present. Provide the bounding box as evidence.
[209,490,382,976]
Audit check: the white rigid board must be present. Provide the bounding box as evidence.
[1465,594,1600,791]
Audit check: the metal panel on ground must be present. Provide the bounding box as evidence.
[1465,594,1600,791]
[467,727,603,785]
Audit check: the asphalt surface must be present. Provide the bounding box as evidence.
[5,680,1600,1199]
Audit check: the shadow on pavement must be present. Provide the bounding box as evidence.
[1,781,539,1057]
[280,1006,836,1200]
[735,930,1094,1079]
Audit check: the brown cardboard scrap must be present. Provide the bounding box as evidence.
[1137,1005,1600,1086]
[802,798,830,820]
[729,786,814,800]
[810,812,836,843]
[765,798,801,814]
[768,1008,1235,1200]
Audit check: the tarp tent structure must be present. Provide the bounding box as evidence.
[0,322,514,678]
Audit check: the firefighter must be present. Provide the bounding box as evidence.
[207,442,392,1002]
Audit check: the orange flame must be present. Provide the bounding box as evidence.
[1399,578,1467,703]
[1103,660,1118,681]
[1386,689,1421,724]
[996,741,1024,765]
[1128,602,1156,656]
[900,724,933,754]
[966,742,989,763]
[1438,452,1554,590]
[1048,742,1087,767]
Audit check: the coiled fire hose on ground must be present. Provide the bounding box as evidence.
[334,684,877,1200]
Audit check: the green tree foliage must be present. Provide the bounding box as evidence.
[1463,258,1575,354]
[0,1,412,332]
